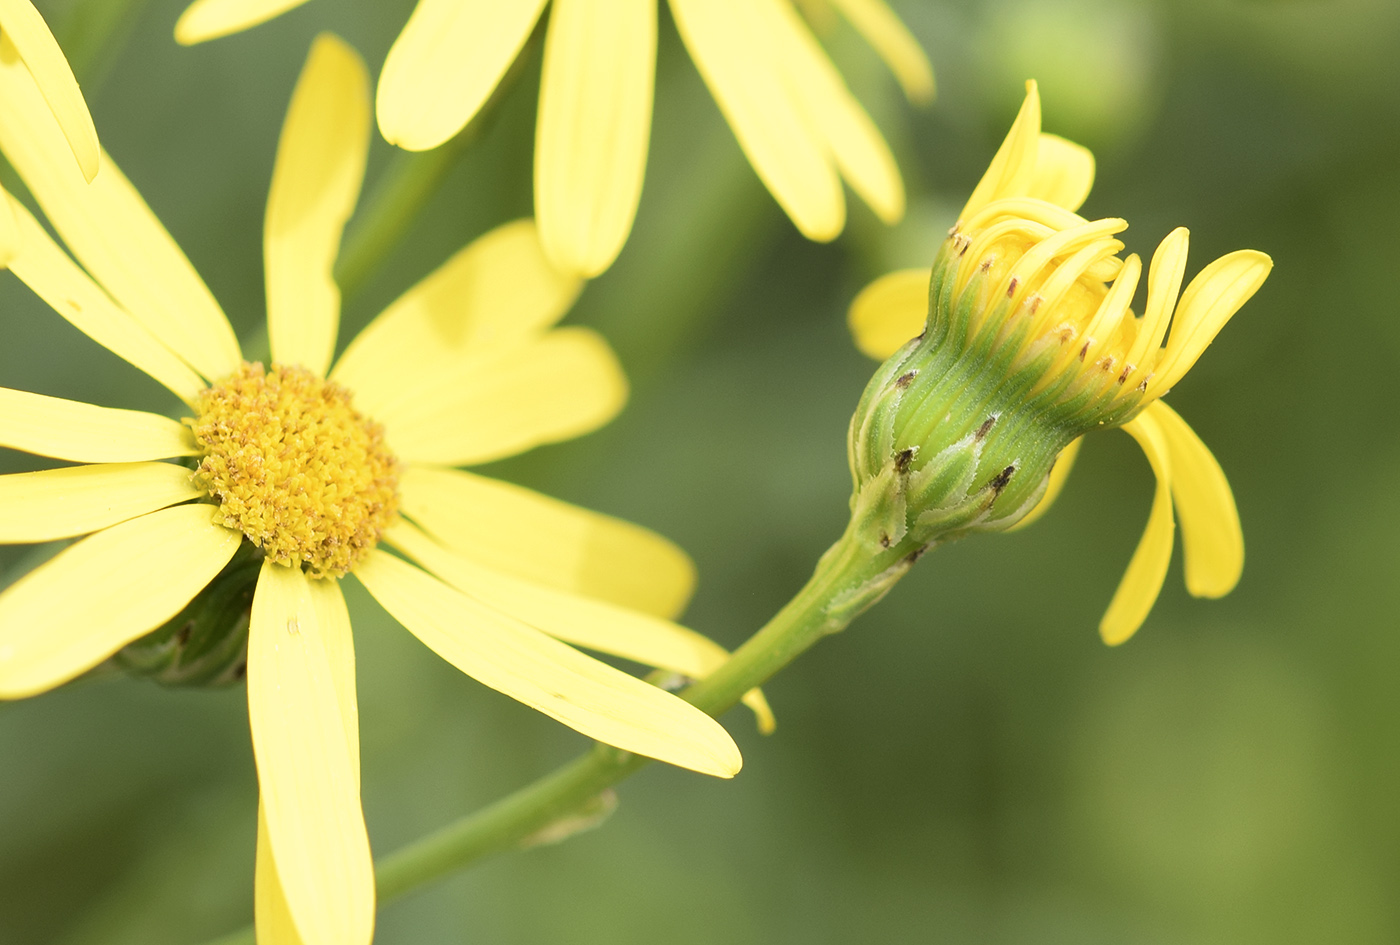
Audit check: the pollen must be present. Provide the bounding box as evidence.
[189,362,400,578]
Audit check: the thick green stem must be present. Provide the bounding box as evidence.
[196,519,912,945]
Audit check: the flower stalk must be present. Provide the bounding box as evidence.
[195,511,919,945]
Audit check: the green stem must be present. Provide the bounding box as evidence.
[197,519,913,945]
[331,129,479,306]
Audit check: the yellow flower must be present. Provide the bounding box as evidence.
[0,34,765,945]
[847,81,1272,645]
[173,0,934,278]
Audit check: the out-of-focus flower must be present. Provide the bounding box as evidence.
[846,81,1271,645]
[0,34,764,945]
[173,0,933,278]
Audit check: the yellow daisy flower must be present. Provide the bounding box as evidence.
[0,34,762,945]
[173,0,934,278]
[847,81,1272,645]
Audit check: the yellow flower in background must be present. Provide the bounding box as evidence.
[173,0,934,278]
[0,33,769,945]
[848,81,1272,645]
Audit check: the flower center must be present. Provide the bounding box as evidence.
[189,362,400,578]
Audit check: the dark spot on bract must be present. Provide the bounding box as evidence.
[989,465,1015,494]
[894,448,915,473]
[895,371,917,389]
[974,416,996,441]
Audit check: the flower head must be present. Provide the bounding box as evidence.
[0,34,769,945]
[173,0,933,278]
[847,81,1272,644]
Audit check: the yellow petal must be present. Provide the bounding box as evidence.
[377,327,627,466]
[175,0,313,45]
[331,219,582,412]
[0,38,241,383]
[535,0,655,277]
[1151,249,1273,395]
[1100,412,1175,646]
[5,191,206,404]
[265,34,369,378]
[1007,436,1082,532]
[0,505,241,699]
[670,0,844,240]
[248,561,373,945]
[386,520,774,733]
[255,804,308,945]
[0,180,16,265]
[1027,133,1094,213]
[960,79,1041,220]
[0,462,200,542]
[398,464,695,619]
[1146,400,1243,599]
[377,0,548,151]
[768,0,904,224]
[1125,226,1189,373]
[0,0,99,180]
[848,267,928,360]
[355,550,742,777]
[0,387,198,463]
[826,0,934,104]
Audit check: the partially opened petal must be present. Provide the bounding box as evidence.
[377,327,627,466]
[0,387,198,462]
[1100,413,1175,646]
[255,805,308,945]
[377,0,548,151]
[248,562,372,945]
[1027,133,1094,213]
[0,36,240,383]
[670,0,844,240]
[0,505,241,698]
[355,550,741,777]
[176,0,313,44]
[849,267,929,359]
[826,0,934,104]
[0,0,98,180]
[399,464,695,618]
[0,462,200,542]
[767,0,903,224]
[1008,436,1082,532]
[386,520,774,732]
[1147,400,1243,599]
[265,34,369,378]
[535,0,655,277]
[331,220,581,412]
[6,191,206,404]
[1151,249,1272,395]
[960,80,1041,219]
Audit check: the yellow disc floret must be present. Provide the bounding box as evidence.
[189,362,400,578]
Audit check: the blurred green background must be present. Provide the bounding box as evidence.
[3,0,1399,941]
